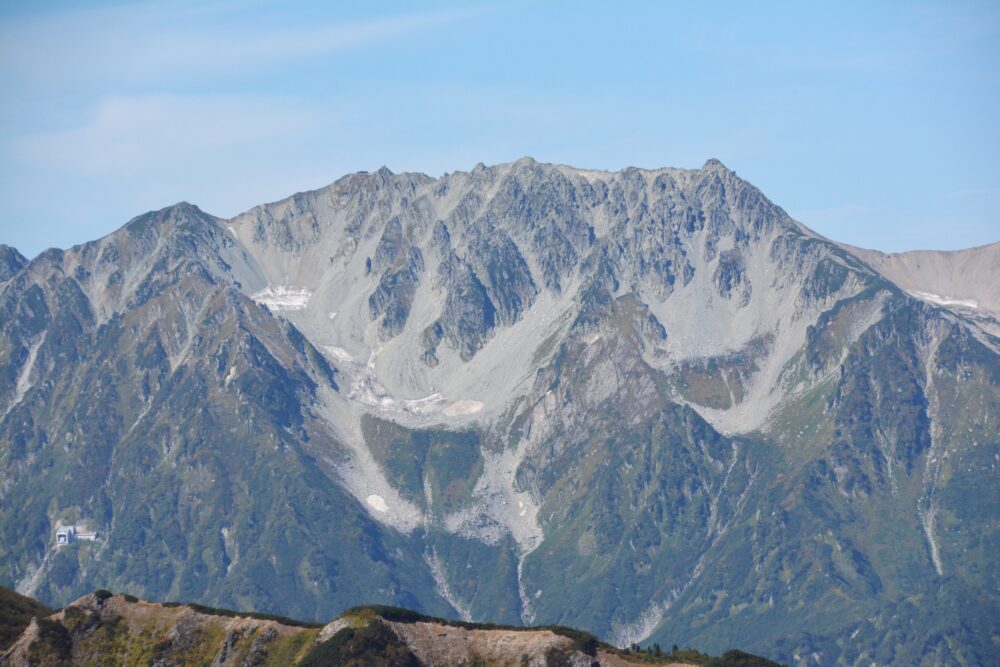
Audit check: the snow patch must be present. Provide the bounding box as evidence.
[366,494,389,513]
[910,290,978,310]
[442,400,484,416]
[251,285,312,311]
[323,346,355,363]
[319,345,482,420]
[404,393,449,415]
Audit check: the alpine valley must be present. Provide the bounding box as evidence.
[1,158,998,666]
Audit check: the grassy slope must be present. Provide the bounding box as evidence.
[0,587,54,651]
[1,587,784,666]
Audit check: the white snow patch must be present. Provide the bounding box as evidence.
[251,285,312,311]
[323,346,355,363]
[910,290,978,310]
[404,393,449,415]
[442,400,484,416]
[366,494,389,512]
[318,345,482,421]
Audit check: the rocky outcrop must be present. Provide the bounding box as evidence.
[369,245,424,337]
[713,249,751,306]
[0,246,26,283]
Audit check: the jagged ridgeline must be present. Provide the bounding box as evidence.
[1,158,998,666]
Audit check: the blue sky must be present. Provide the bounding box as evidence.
[0,1,997,258]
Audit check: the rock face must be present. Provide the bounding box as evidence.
[0,246,26,283]
[1,158,998,666]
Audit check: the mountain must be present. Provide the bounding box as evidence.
[844,241,1000,336]
[843,241,1000,314]
[0,587,783,666]
[0,246,27,284]
[1,158,997,666]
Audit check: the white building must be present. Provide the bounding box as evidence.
[55,525,98,545]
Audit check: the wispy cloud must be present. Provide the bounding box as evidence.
[0,3,489,88]
[8,93,319,175]
[0,3,497,190]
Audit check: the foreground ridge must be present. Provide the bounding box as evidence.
[0,587,784,666]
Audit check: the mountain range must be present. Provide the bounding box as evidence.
[1,158,998,666]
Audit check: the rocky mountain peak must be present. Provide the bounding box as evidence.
[1,158,997,666]
[701,157,730,171]
[0,245,27,282]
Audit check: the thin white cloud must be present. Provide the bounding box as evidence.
[0,3,490,87]
[8,93,320,175]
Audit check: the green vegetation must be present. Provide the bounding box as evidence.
[2,179,998,666]
[343,604,601,655]
[706,649,786,667]
[262,629,322,667]
[2,587,789,666]
[621,643,785,666]
[361,414,483,514]
[161,600,324,628]
[299,620,419,667]
[0,586,54,650]
[670,335,770,409]
[25,617,72,666]
[622,643,713,664]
